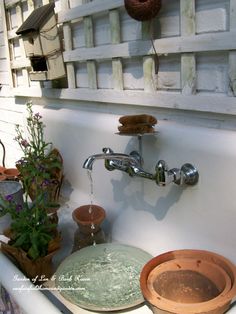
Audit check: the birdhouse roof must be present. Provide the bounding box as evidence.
[16,2,55,36]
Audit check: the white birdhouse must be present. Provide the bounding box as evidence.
[16,3,66,81]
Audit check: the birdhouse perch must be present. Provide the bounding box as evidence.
[16,3,66,81]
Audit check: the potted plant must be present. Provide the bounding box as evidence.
[14,101,63,204]
[0,187,61,281]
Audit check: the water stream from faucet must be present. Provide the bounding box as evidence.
[87,170,96,246]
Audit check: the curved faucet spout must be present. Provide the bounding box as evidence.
[83,148,140,171]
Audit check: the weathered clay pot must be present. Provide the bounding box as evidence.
[0,166,6,174]
[72,204,106,235]
[0,166,6,180]
[3,168,20,180]
[140,249,236,314]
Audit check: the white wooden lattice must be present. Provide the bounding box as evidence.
[1,0,236,115]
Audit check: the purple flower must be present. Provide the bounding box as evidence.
[34,112,42,119]
[21,139,29,147]
[5,194,13,202]
[15,204,22,212]
[41,179,50,187]
[16,159,27,168]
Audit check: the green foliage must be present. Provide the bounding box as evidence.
[0,101,62,260]
[14,101,63,202]
[0,192,57,260]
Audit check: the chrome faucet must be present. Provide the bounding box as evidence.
[83,147,199,186]
[83,148,142,172]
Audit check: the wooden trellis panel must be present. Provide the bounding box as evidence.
[15,2,28,86]
[3,0,37,88]
[61,0,76,88]
[0,1,13,88]
[180,0,196,95]
[229,0,236,96]
[83,0,97,89]
[1,0,236,116]
[110,9,123,90]
[142,21,156,92]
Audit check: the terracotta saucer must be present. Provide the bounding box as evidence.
[140,249,236,314]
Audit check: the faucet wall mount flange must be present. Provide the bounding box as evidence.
[180,163,199,186]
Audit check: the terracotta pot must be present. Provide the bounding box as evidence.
[3,168,20,180]
[140,249,236,314]
[72,204,106,235]
[0,235,61,282]
[0,166,6,174]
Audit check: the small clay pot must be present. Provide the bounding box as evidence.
[3,168,20,180]
[72,205,106,235]
[140,249,236,314]
[0,166,6,174]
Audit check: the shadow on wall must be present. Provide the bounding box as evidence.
[110,175,183,222]
[106,132,183,223]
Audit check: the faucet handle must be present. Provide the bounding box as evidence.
[103,147,114,154]
[156,160,179,186]
[130,151,143,167]
[155,160,199,186]
[155,160,169,186]
[103,148,115,171]
[104,149,143,172]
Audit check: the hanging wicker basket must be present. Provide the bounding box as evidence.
[124,0,162,21]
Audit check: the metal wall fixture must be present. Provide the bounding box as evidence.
[83,147,199,186]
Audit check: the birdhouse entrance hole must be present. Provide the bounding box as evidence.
[30,56,47,72]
